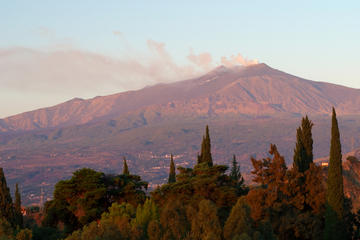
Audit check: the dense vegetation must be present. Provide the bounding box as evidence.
[0,109,360,239]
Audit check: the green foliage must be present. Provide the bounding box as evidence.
[0,169,15,227]
[132,199,159,238]
[65,222,101,240]
[103,173,148,206]
[247,144,326,239]
[160,200,190,240]
[65,202,141,240]
[22,122,360,239]
[152,163,240,225]
[43,168,106,229]
[230,155,241,182]
[102,202,136,219]
[168,154,176,184]
[293,116,314,172]
[324,205,345,240]
[31,226,64,240]
[233,233,252,240]
[42,197,79,233]
[223,197,253,240]
[0,218,13,239]
[197,125,213,167]
[15,229,32,240]
[190,199,222,240]
[230,155,248,195]
[349,207,360,239]
[101,202,138,239]
[255,221,277,240]
[43,168,147,231]
[325,108,345,239]
[147,220,162,240]
[123,157,130,175]
[14,184,23,228]
[290,117,326,239]
[326,107,344,217]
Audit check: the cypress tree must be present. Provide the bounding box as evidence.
[0,168,14,226]
[168,154,176,184]
[198,125,213,167]
[230,155,243,184]
[324,107,345,239]
[14,183,23,228]
[293,115,314,172]
[302,115,314,161]
[123,157,130,175]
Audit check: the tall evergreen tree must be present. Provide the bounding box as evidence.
[293,115,314,172]
[230,155,248,195]
[168,154,176,184]
[14,183,23,228]
[198,125,213,167]
[230,155,243,184]
[324,107,345,239]
[123,157,129,175]
[0,168,14,226]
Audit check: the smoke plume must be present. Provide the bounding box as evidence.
[187,50,213,71]
[221,53,259,67]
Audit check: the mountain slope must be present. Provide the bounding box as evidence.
[2,63,360,132]
[2,63,360,205]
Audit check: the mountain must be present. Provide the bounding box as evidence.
[2,63,360,205]
[2,63,360,132]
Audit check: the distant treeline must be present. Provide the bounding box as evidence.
[0,108,359,240]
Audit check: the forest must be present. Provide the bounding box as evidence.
[0,108,359,240]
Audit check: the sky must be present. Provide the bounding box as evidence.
[1,1,360,118]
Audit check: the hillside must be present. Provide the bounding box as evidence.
[1,63,360,205]
[2,63,360,132]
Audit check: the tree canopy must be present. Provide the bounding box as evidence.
[2,116,358,240]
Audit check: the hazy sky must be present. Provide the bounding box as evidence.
[1,1,359,118]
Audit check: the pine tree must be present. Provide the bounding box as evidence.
[14,183,23,228]
[230,155,247,195]
[324,107,345,239]
[198,125,213,167]
[302,115,314,162]
[0,168,15,226]
[230,155,243,183]
[293,115,314,172]
[168,154,176,184]
[123,157,130,175]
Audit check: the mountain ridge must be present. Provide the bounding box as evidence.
[2,63,360,133]
[2,63,360,204]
